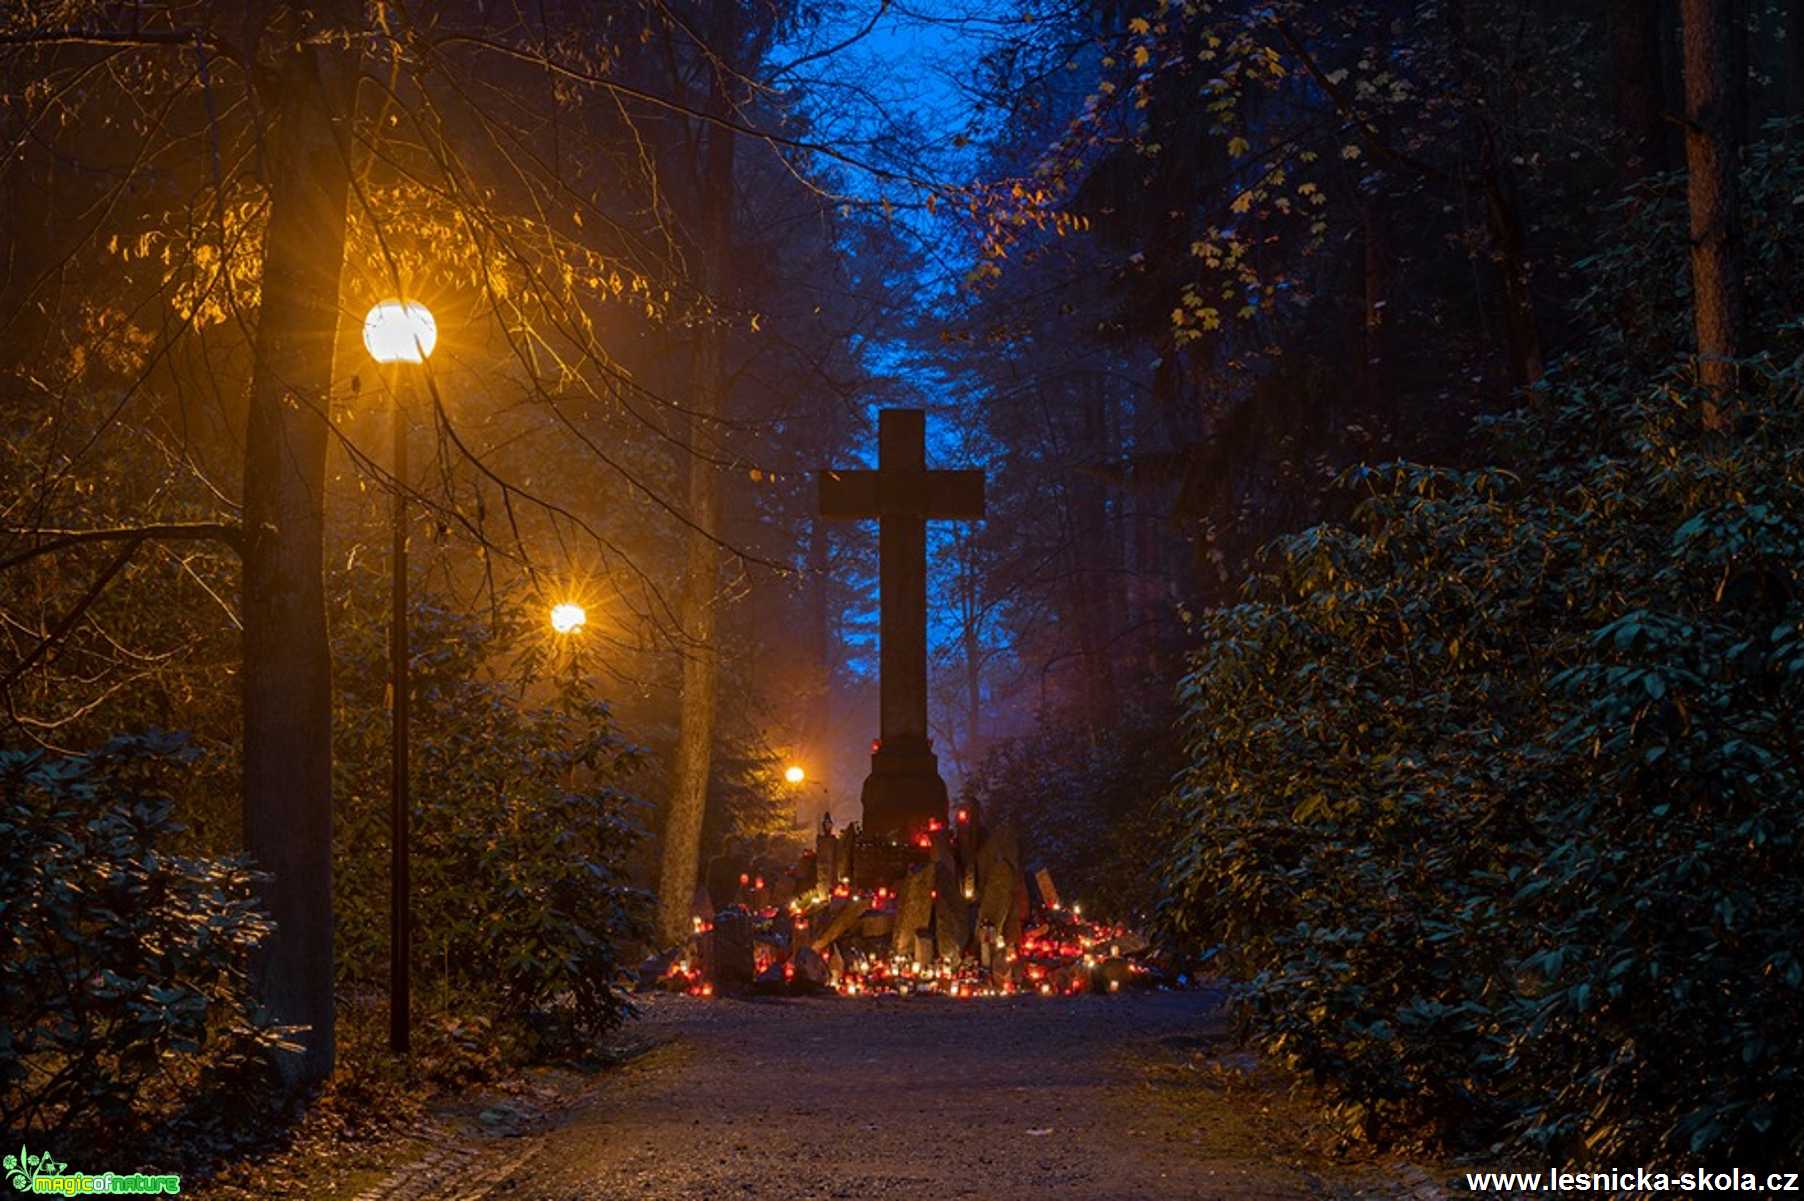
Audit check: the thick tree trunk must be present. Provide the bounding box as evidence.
[1680,0,1746,417]
[1360,191,1391,420]
[1075,377,1116,725]
[805,513,831,748]
[1610,0,1670,185]
[1479,136,1545,391]
[1728,0,1750,147]
[958,530,982,769]
[1790,0,1804,125]
[656,42,736,948]
[240,35,358,1088]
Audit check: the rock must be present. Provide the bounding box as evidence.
[1110,930,1150,957]
[1007,867,1031,947]
[859,910,895,939]
[890,863,934,957]
[933,852,969,964]
[1098,957,1135,991]
[708,907,757,992]
[810,895,868,952]
[706,850,748,911]
[754,962,788,993]
[637,946,678,989]
[790,945,829,992]
[913,929,935,968]
[976,822,1022,944]
[1032,866,1061,911]
[816,831,845,891]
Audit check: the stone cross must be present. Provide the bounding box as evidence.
[819,409,984,839]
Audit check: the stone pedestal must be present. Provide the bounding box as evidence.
[858,734,948,839]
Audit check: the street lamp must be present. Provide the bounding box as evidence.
[784,765,806,784]
[363,298,436,1056]
[549,602,587,634]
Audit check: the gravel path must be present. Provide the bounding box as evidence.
[479,988,1342,1201]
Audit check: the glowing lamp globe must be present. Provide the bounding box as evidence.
[784,765,805,784]
[362,300,438,364]
[549,602,586,634]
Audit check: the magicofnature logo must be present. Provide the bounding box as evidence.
[4,1145,180,1195]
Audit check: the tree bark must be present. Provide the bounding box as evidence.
[1728,0,1750,147]
[1479,139,1545,391]
[240,32,359,1087]
[1610,0,1670,186]
[1790,0,1804,125]
[958,528,982,770]
[804,512,829,750]
[1680,0,1746,417]
[656,28,736,948]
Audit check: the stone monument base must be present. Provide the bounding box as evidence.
[858,736,949,840]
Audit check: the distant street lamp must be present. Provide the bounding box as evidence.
[784,765,806,785]
[363,298,437,1056]
[549,602,587,634]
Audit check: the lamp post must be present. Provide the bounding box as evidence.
[362,299,437,1056]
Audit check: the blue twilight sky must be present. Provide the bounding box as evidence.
[769,2,1030,797]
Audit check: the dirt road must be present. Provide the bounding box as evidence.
[459,988,1376,1201]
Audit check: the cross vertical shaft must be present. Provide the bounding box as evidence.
[818,408,985,839]
[879,410,929,749]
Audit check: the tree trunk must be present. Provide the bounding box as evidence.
[1680,0,1746,418]
[1610,0,1669,185]
[805,513,831,749]
[1360,191,1391,421]
[1728,0,1750,147]
[1790,0,1804,125]
[959,529,982,769]
[656,35,736,948]
[241,35,358,1088]
[1479,133,1545,391]
[1075,376,1117,724]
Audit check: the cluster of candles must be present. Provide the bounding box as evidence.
[665,816,1153,999]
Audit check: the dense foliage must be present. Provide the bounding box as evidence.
[962,704,1178,921]
[1158,143,1804,1166]
[333,596,650,1052]
[0,733,284,1142]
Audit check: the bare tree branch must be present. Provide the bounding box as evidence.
[0,522,243,574]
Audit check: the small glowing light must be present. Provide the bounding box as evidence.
[362,299,437,364]
[784,765,805,784]
[1109,979,1121,993]
[550,602,586,633]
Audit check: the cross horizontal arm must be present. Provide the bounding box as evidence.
[818,469,984,520]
